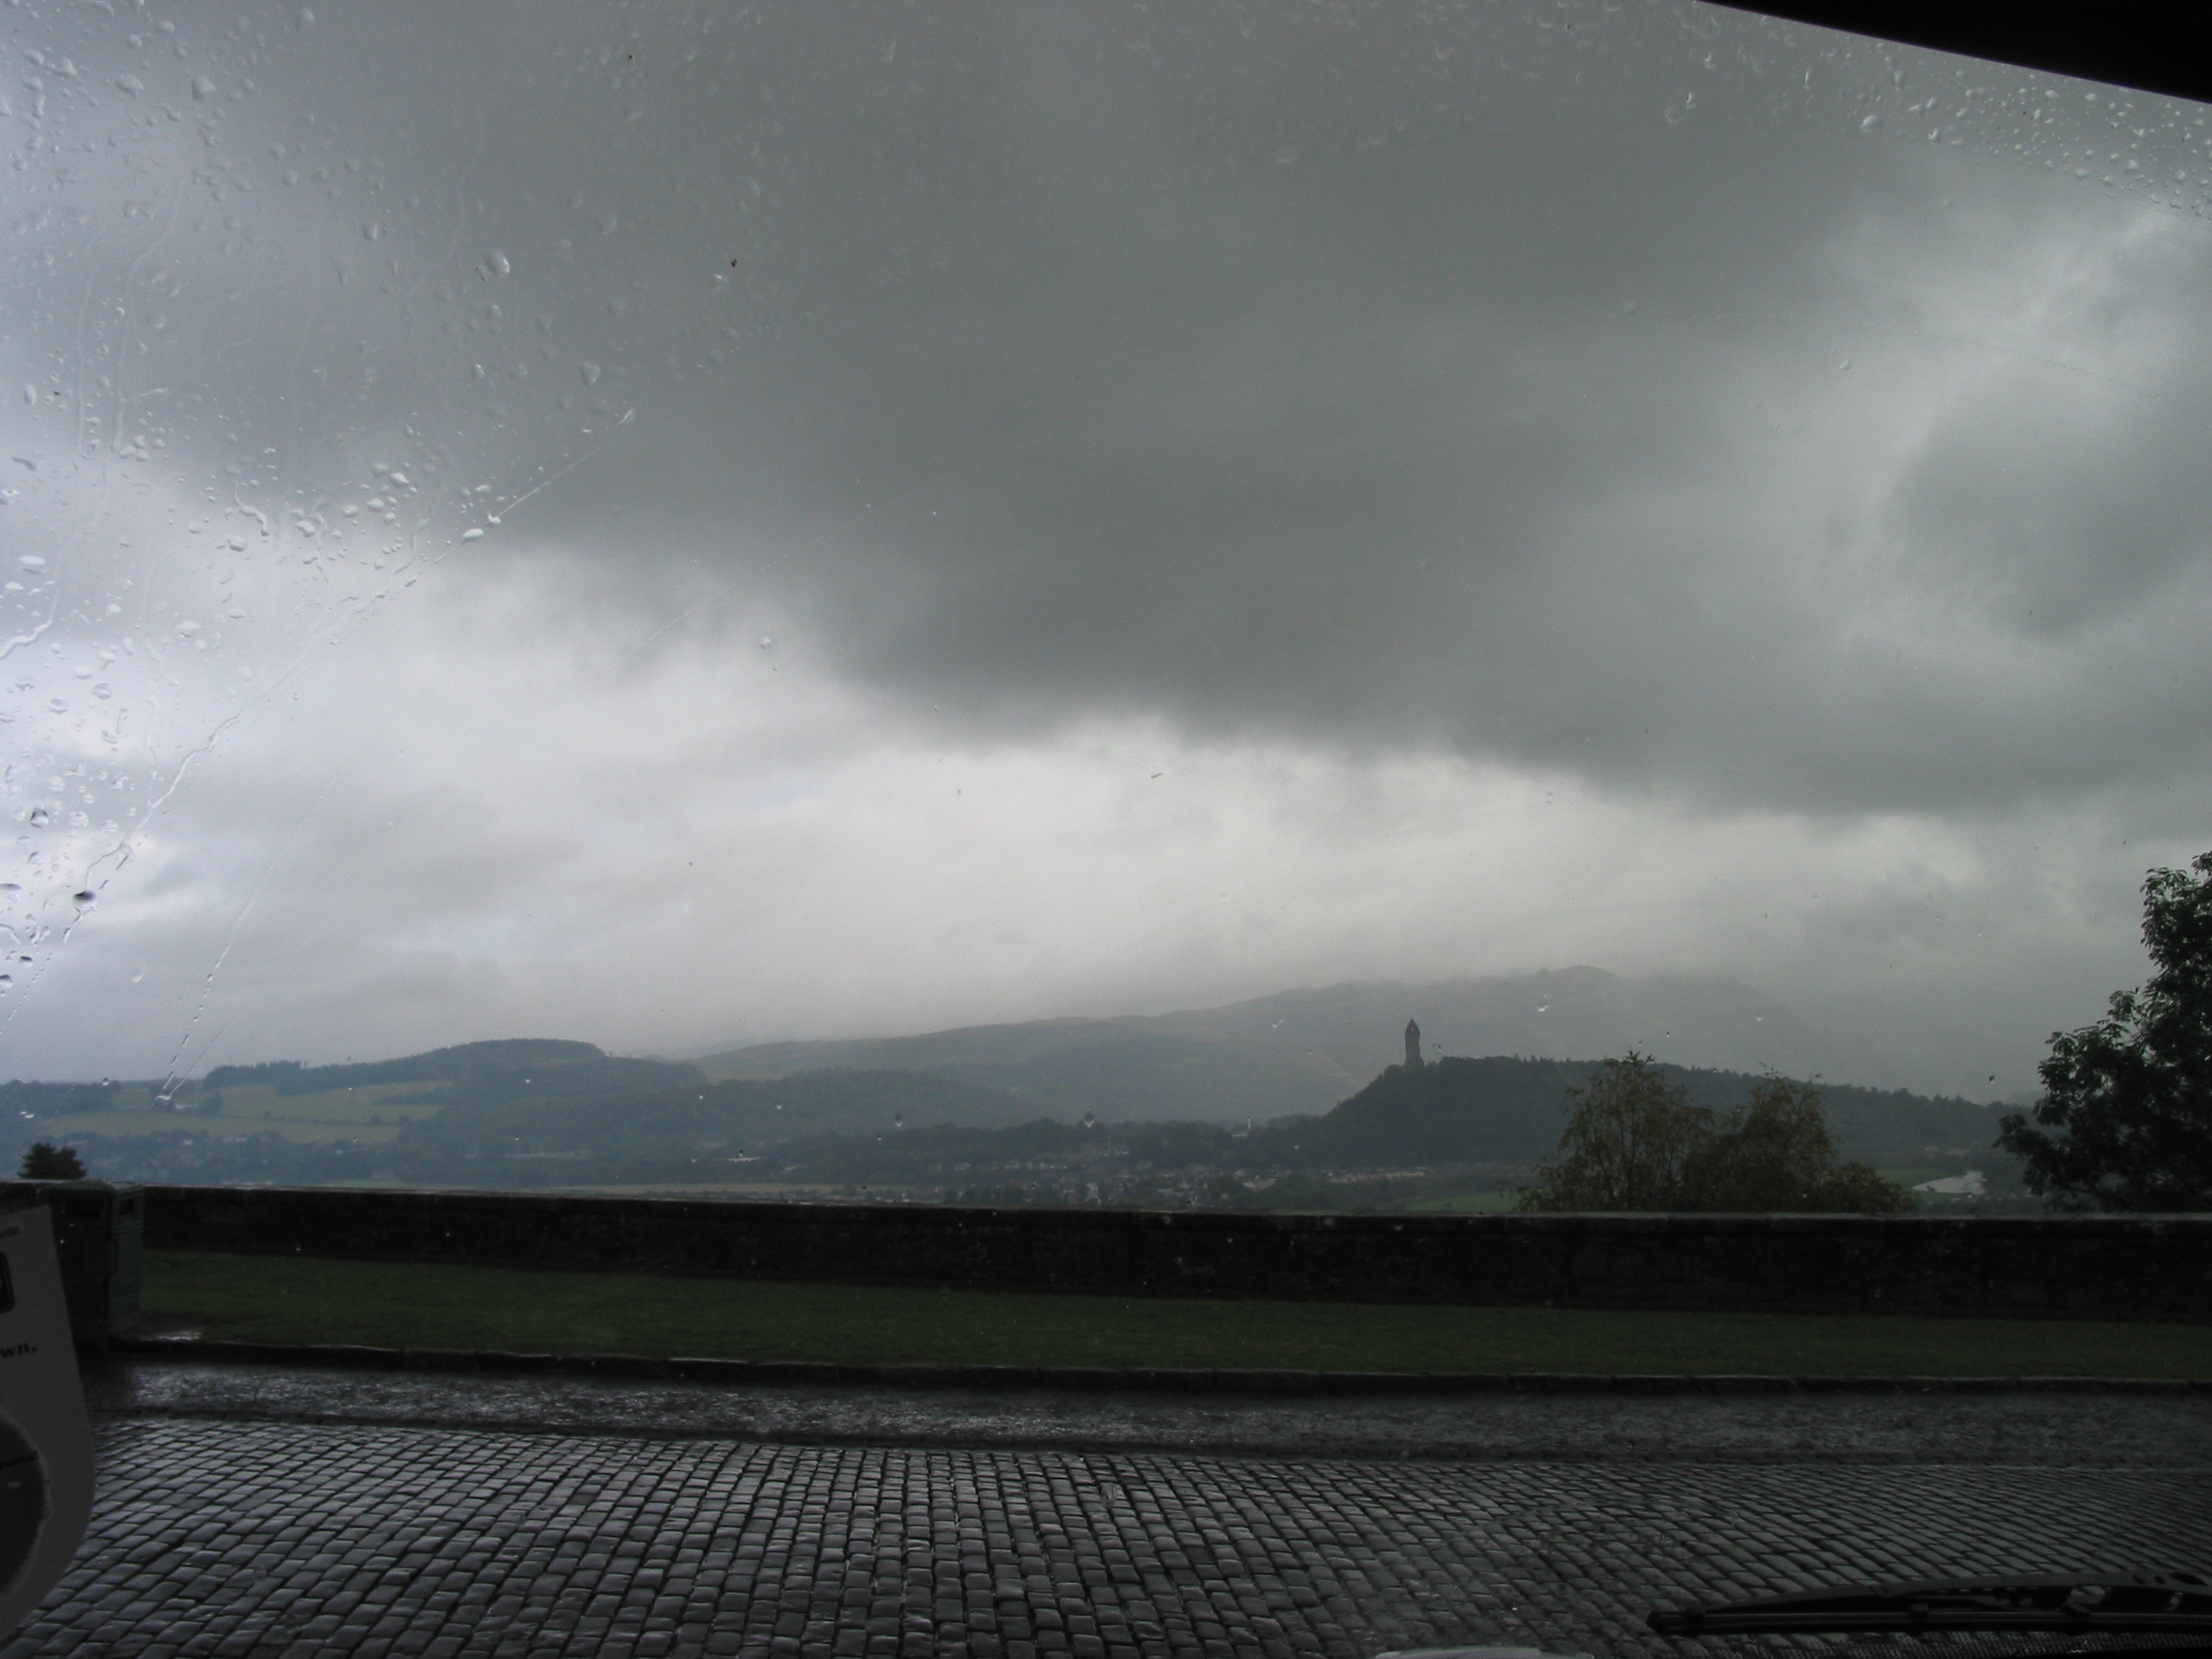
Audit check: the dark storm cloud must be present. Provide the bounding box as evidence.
[17,0,2212,820]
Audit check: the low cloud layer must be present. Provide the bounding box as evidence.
[4,3,2209,1092]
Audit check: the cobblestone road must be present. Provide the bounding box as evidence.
[11,1418,2210,1659]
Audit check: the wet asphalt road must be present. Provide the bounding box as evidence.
[7,1360,2206,1659]
[81,1357,2212,1464]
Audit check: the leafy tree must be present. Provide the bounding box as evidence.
[1998,850,2212,1210]
[18,1142,87,1179]
[1516,1052,1716,1210]
[1679,1075,1910,1213]
[1518,1052,1908,1213]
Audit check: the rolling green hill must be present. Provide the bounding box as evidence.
[1239,1055,2007,1170]
[203,1038,619,1096]
[395,1067,1039,1163]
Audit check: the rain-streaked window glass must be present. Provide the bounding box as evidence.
[3,4,2208,1209]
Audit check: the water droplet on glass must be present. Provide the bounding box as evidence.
[71,890,94,907]
[114,74,144,95]
[191,74,216,100]
[461,528,485,542]
[1860,113,1882,130]
[487,249,511,277]
[18,554,47,570]
[579,362,602,386]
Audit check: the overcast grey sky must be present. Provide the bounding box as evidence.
[3,1,2209,1095]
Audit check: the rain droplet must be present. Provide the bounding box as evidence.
[191,74,216,100]
[18,554,47,570]
[461,528,485,542]
[486,249,511,277]
[114,74,144,94]
[1860,113,1882,130]
[579,362,602,386]
[71,890,94,906]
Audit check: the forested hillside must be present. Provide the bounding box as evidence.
[15,1032,2008,1198]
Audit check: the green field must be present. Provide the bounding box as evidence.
[214,1081,446,1124]
[41,1080,444,1145]
[140,1251,2212,1377]
[42,1113,406,1144]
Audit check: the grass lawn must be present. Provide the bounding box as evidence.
[140,1250,2212,1377]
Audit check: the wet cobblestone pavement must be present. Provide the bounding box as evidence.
[11,1412,2210,1659]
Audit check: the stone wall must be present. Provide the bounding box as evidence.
[137,1185,2212,1321]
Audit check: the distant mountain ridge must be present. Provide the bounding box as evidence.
[17,978,2008,1188]
[693,967,1882,1124]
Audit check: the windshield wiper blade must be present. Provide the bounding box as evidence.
[1649,1572,2212,1637]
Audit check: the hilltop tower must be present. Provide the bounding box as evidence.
[1404,1018,1423,1070]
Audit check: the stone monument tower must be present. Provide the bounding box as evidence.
[1404,1018,1423,1070]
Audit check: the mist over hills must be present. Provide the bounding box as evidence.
[695,968,1871,1125]
[12,967,2010,1195]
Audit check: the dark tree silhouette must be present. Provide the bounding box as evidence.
[17,1141,87,1180]
[1518,1052,1907,1213]
[1999,850,2212,1210]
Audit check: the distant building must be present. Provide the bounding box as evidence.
[1404,1018,1423,1070]
[1913,1169,1986,1197]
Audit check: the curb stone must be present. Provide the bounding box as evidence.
[82,1337,2209,1394]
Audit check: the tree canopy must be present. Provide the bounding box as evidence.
[1998,849,2212,1211]
[1516,1052,1909,1213]
[18,1141,87,1180]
